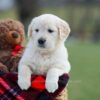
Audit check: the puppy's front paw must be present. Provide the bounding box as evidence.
[46,79,58,93]
[18,78,31,90]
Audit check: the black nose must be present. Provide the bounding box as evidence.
[38,38,46,45]
[12,32,18,38]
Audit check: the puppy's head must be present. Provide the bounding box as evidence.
[28,14,70,52]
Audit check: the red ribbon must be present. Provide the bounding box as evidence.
[11,45,23,56]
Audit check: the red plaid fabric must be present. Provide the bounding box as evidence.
[0,72,69,100]
[0,73,24,100]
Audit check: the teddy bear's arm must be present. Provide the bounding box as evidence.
[0,62,9,73]
[9,48,24,72]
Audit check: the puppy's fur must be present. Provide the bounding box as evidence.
[18,14,71,93]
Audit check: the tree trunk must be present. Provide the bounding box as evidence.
[17,0,40,33]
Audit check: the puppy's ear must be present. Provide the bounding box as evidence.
[27,23,32,38]
[58,20,71,40]
[27,17,37,38]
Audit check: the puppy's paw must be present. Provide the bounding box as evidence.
[46,79,58,93]
[18,78,31,90]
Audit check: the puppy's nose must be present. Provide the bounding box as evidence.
[12,32,18,38]
[38,38,46,45]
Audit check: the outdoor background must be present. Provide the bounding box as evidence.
[0,0,100,100]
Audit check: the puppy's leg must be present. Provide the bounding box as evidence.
[18,64,31,90]
[46,68,64,93]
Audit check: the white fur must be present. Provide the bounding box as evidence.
[18,14,71,93]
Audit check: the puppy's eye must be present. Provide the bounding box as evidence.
[48,29,54,33]
[35,29,39,32]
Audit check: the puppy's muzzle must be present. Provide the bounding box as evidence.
[38,38,46,48]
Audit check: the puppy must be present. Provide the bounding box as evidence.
[18,14,71,93]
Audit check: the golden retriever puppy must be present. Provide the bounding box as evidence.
[18,14,71,93]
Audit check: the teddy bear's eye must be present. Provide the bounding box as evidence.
[48,29,54,33]
[35,29,39,32]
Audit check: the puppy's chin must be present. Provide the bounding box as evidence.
[37,45,55,54]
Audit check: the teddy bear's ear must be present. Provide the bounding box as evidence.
[58,20,71,41]
[27,23,32,38]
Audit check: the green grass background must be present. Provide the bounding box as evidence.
[67,41,100,100]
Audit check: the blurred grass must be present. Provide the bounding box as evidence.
[66,41,100,100]
[0,9,18,20]
[41,5,100,33]
[0,5,100,34]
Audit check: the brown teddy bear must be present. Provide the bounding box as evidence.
[0,19,25,73]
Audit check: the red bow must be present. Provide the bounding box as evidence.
[11,45,23,56]
[31,76,45,91]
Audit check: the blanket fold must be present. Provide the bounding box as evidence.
[0,71,69,100]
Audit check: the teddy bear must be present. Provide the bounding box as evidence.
[0,19,25,73]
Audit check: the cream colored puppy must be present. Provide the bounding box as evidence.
[18,14,71,93]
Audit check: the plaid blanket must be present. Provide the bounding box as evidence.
[0,71,69,100]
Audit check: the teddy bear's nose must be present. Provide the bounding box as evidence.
[12,32,18,38]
